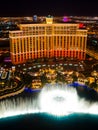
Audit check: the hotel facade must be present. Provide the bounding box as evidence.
[9,17,87,64]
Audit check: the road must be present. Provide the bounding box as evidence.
[86,48,98,60]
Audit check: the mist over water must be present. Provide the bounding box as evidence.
[0,83,98,119]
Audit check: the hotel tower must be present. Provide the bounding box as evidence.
[9,17,87,64]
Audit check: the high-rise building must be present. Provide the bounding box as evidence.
[9,17,87,64]
[33,15,37,22]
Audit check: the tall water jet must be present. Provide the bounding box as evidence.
[0,83,98,119]
[39,83,98,116]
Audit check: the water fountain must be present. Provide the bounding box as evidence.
[0,83,98,119]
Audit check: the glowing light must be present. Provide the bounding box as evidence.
[79,23,84,28]
[40,84,77,116]
[0,83,98,119]
[39,84,98,116]
[63,16,69,22]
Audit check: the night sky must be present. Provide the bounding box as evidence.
[0,0,98,16]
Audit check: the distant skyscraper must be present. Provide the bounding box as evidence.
[63,16,69,22]
[9,17,87,64]
[33,15,37,22]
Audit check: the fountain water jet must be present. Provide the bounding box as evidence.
[0,83,98,119]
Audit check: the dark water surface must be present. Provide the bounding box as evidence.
[0,113,98,130]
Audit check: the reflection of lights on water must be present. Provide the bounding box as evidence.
[24,87,40,93]
[0,83,98,119]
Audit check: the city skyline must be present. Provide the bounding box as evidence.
[1,0,98,16]
[0,0,98,130]
[0,1,98,129]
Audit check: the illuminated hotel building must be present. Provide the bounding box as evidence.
[9,17,87,64]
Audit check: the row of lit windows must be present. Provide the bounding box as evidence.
[12,41,85,50]
[46,36,84,41]
[20,25,78,31]
[10,24,86,37]
[11,35,86,42]
[12,46,86,54]
[10,31,87,37]
[11,41,86,53]
[12,51,85,62]
[11,39,86,48]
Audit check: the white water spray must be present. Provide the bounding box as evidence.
[0,83,98,119]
